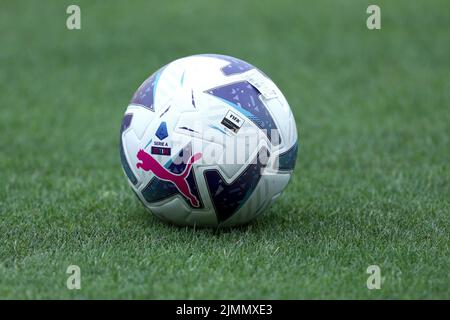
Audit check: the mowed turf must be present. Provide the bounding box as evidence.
[0,0,449,299]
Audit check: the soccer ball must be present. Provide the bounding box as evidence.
[120,54,298,227]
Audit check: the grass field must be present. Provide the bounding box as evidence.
[0,0,449,299]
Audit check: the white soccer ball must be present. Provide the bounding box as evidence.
[120,54,298,227]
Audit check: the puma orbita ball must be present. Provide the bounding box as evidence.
[119,54,298,227]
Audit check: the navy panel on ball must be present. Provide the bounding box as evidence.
[277,142,298,171]
[204,147,269,223]
[119,114,138,185]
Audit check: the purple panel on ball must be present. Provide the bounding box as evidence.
[120,113,133,134]
[199,54,254,76]
[130,66,166,111]
[206,81,281,145]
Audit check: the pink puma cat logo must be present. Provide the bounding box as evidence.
[136,149,202,207]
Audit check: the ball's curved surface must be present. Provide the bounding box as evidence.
[120,54,298,227]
